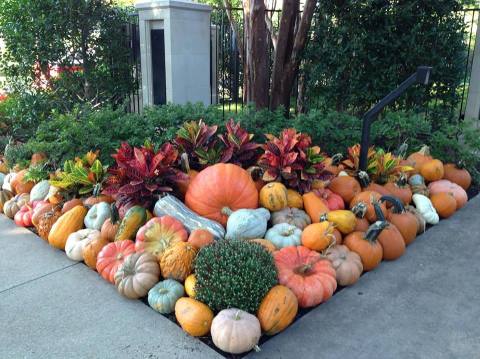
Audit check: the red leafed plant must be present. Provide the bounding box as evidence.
[257,128,333,193]
[102,142,187,211]
[174,120,220,170]
[218,119,261,168]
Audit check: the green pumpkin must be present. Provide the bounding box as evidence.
[115,205,147,241]
[264,223,302,248]
[225,208,270,240]
[148,279,185,314]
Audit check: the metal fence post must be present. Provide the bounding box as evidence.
[465,15,480,125]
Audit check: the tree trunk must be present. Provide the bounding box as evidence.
[243,0,269,108]
[270,0,316,112]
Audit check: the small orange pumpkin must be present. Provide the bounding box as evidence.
[328,176,361,203]
[407,145,432,173]
[301,222,335,251]
[443,163,471,190]
[62,198,84,214]
[350,191,387,223]
[11,169,34,194]
[430,192,457,218]
[175,297,214,337]
[83,237,110,270]
[420,159,444,182]
[249,238,277,253]
[344,222,385,271]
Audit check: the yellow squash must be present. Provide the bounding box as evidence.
[48,205,88,250]
[320,210,356,235]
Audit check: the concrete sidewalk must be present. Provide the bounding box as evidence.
[1,196,479,359]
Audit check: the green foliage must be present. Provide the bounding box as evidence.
[195,240,278,313]
[23,163,51,183]
[303,0,467,116]
[0,0,135,108]
[3,141,31,169]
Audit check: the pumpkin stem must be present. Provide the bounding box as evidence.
[351,202,367,219]
[373,201,386,221]
[158,288,170,294]
[295,263,312,274]
[331,153,343,166]
[364,221,388,242]
[358,171,371,188]
[247,166,264,181]
[456,160,466,170]
[221,207,233,216]
[180,152,191,173]
[394,142,408,159]
[380,195,404,214]
[110,203,120,224]
[418,145,430,156]
[234,310,242,320]
[396,173,408,187]
[253,345,261,353]
[93,183,102,197]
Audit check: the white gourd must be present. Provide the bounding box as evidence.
[65,229,100,261]
[412,194,439,225]
[29,180,50,202]
[225,208,270,240]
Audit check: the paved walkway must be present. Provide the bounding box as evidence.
[1,196,479,359]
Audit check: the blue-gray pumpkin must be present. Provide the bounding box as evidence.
[148,279,185,314]
[265,223,302,248]
[225,208,270,240]
[84,202,111,230]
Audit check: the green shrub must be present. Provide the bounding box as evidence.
[195,240,278,313]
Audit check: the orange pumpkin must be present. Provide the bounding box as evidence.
[177,154,199,196]
[160,242,198,282]
[328,176,361,203]
[185,164,258,226]
[31,152,47,165]
[332,228,343,245]
[83,194,115,206]
[11,169,34,194]
[407,145,432,173]
[428,180,468,209]
[83,237,109,270]
[302,191,330,223]
[257,285,298,335]
[443,163,471,190]
[381,196,418,245]
[175,297,214,337]
[430,192,457,218]
[301,222,335,251]
[377,222,405,261]
[323,154,344,176]
[420,159,444,182]
[354,217,370,232]
[37,209,62,241]
[100,204,120,241]
[187,229,215,249]
[350,191,387,223]
[383,174,412,205]
[344,222,385,271]
[247,166,266,192]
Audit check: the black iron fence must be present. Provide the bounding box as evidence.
[125,14,141,113]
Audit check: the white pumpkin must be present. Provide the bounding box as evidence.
[264,223,302,248]
[65,229,100,261]
[29,180,50,202]
[211,308,261,354]
[412,194,439,225]
[84,202,111,230]
[2,172,16,192]
[225,208,270,240]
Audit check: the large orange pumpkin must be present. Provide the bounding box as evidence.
[257,285,298,335]
[443,163,471,190]
[350,191,387,223]
[328,176,361,203]
[185,164,258,226]
[407,145,432,173]
[11,169,34,194]
[274,246,337,308]
[430,192,457,218]
[344,222,385,271]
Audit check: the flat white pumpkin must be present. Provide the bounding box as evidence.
[84,202,111,230]
[211,308,261,354]
[65,229,100,261]
[412,194,439,225]
[265,223,302,248]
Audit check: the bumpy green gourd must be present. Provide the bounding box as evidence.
[148,279,185,314]
[225,208,270,240]
[195,240,277,313]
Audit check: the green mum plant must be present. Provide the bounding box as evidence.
[49,151,108,198]
[195,240,278,313]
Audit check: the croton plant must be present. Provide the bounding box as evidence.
[102,142,187,212]
[258,128,333,193]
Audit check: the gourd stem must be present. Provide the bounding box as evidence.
[380,195,404,214]
[221,207,233,216]
[180,153,191,173]
[358,171,371,188]
[295,264,312,274]
[364,221,388,242]
[331,153,343,166]
[253,345,261,352]
[110,203,120,224]
[373,201,386,221]
[234,310,241,321]
[418,145,430,156]
[397,173,408,187]
[93,183,101,197]
[351,202,367,219]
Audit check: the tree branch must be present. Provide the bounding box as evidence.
[223,0,244,62]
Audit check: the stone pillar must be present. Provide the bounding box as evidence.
[135,0,212,108]
[465,22,480,124]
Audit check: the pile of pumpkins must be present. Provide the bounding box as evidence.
[0,145,472,355]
